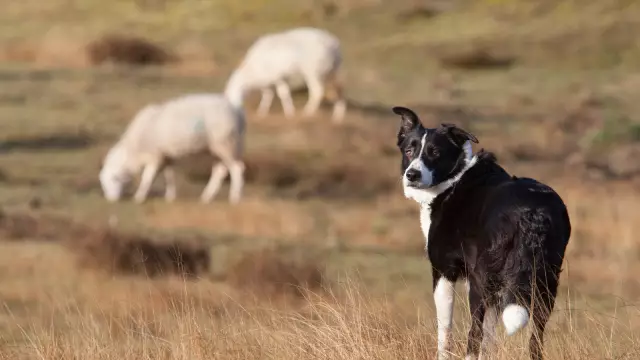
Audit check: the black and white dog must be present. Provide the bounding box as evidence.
[392,106,571,360]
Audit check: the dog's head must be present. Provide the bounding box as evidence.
[392,106,479,204]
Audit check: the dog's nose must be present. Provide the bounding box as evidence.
[406,168,421,182]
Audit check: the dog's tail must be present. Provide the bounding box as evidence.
[498,254,538,336]
[499,267,533,336]
[499,267,558,336]
[501,301,530,336]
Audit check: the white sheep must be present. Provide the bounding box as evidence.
[224,27,347,123]
[99,93,245,204]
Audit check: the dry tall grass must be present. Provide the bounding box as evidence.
[1,277,638,360]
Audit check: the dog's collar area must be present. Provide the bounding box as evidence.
[406,182,436,191]
[406,139,475,184]
[435,153,478,194]
[402,138,478,207]
[405,148,478,199]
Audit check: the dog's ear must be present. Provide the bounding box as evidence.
[392,106,421,145]
[441,123,479,146]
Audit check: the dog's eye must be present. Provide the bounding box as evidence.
[404,148,414,157]
[426,147,439,158]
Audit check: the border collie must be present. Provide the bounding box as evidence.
[392,106,571,360]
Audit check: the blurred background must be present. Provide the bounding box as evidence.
[0,0,639,359]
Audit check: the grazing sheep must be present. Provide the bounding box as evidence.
[224,27,347,123]
[99,93,245,204]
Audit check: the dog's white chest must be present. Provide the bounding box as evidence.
[419,205,432,251]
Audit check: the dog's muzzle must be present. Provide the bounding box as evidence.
[403,168,433,190]
[405,168,421,183]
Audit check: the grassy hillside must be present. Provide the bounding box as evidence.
[0,0,639,358]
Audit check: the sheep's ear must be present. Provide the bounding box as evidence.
[392,106,421,146]
[440,123,479,147]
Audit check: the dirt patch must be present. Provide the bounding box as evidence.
[0,210,210,278]
[86,34,177,66]
[226,249,327,298]
[436,46,517,70]
[74,229,210,278]
[0,132,94,153]
[0,31,177,68]
[396,3,445,21]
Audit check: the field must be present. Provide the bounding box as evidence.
[1,0,640,359]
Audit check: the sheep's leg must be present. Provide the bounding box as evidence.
[330,82,347,123]
[163,165,177,202]
[133,161,161,203]
[324,69,347,123]
[227,161,245,204]
[275,81,295,118]
[302,73,324,117]
[256,88,274,118]
[200,163,228,204]
[332,99,347,123]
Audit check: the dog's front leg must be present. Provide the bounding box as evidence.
[434,275,456,360]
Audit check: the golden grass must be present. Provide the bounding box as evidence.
[0,267,639,360]
[1,175,639,359]
[0,1,639,358]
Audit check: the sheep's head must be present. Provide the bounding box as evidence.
[99,146,133,202]
[223,70,247,107]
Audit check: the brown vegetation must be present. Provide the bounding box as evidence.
[242,153,396,200]
[0,210,80,241]
[0,210,210,278]
[437,46,517,70]
[0,32,218,73]
[0,132,94,152]
[226,249,327,298]
[86,34,177,66]
[396,3,445,21]
[74,228,211,278]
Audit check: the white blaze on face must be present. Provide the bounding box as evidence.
[403,132,428,182]
[403,133,436,204]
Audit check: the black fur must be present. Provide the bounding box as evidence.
[393,107,571,360]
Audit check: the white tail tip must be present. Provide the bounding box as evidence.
[502,304,529,335]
